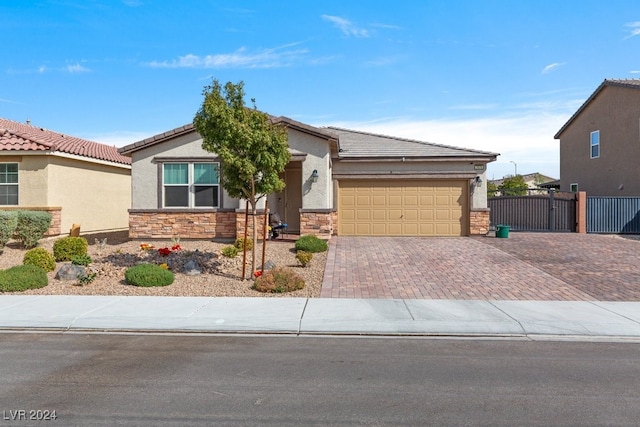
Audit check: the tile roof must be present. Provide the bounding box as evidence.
[0,118,131,165]
[326,127,499,159]
[554,79,640,139]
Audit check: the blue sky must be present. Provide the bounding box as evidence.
[2,1,640,180]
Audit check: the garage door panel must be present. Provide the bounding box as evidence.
[388,195,402,206]
[371,209,387,220]
[356,210,371,220]
[387,223,403,235]
[339,179,468,236]
[403,209,418,221]
[388,209,403,220]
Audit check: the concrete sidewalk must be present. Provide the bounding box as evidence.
[1,295,640,340]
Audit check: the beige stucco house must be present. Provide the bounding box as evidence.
[0,118,131,236]
[555,79,640,196]
[118,117,498,239]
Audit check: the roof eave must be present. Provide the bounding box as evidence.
[119,123,196,156]
[554,79,640,139]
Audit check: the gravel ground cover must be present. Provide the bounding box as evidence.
[0,232,326,298]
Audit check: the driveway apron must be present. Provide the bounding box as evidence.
[321,234,640,301]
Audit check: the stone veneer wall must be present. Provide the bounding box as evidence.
[235,210,269,240]
[331,211,338,236]
[470,209,490,235]
[128,210,236,239]
[0,206,61,237]
[300,210,333,238]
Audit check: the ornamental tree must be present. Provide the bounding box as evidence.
[193,79,290,274]
[499,175,528,196]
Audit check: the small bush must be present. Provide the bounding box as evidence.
[23,248,56,272]
[234,237,254,250]
[252,266,305,293]
[13,211,52,249]
[0,211,18,251]
[71,254,93,266]
[125,263,174,287]
[221,245,239,258]
[53,237,88,262]
[295,250,313,267]
[0,264,48,292]
[294,235,328,253]
[77,272,97,286]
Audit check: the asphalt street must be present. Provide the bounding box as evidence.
[1,333,639,426]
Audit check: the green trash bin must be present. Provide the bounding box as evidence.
[495,225,510,238]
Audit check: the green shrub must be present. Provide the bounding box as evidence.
[53,237,88,262]
[221,245,239,258]
[295,250,313,267]
[124,263,174,287]
[252,266,305,293]
[294,235,328,253]
[234,237,254,250]
[0,264,48,292]
[23,248,56,272]
[77,272,97,285]
[0,211,18,251]
[71,254,93,266]
[13,211,52,248]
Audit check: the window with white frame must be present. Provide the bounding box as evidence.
[570,183,579,193]
[163,162,219,208]
[0,163,18,205]
[590,130,600,159]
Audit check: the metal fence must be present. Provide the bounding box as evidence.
[488,190,576,232]
[587,197,640,234]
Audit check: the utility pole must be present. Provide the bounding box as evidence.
[510,160,517,176]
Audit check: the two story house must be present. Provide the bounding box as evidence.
[554,79,640,196]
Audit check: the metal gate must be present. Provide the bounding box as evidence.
[488,189,576,232]
[587,197,640,233]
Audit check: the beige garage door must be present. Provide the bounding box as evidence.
[338,180,468,236]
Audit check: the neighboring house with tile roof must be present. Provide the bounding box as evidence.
[119,116,498,239]
[554,79,640,196]
[0,118,131,236]
[489,172,557,196]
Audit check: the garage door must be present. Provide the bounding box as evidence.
[338,180,468,236]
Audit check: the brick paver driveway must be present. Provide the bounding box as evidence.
[320,233,640,301]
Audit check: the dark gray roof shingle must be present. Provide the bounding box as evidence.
[326,126,498,159]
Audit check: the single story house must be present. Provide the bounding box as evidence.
[489,172,557,196]
[0,118,131,236]
[118,117,498,239]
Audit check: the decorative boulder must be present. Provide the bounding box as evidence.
[183,259,202,276]
[55,264,86,281]
[264,260,276,270]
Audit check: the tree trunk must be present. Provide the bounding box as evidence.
[250,202,258,275]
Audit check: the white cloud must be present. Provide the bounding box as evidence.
[148,45,308,69]
[323,112,568,180]
[624,21,640,39]
[542,62,564,74]
[321,15,370,38]
[66,63,90,73]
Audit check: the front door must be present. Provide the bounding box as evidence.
[276,166,302,233]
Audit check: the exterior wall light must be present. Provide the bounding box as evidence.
[311,169,319,183]
[475,176,483,186]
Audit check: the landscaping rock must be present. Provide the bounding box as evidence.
[55,264,86,281]
[183,258,202,276]
[264,260,276,270]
